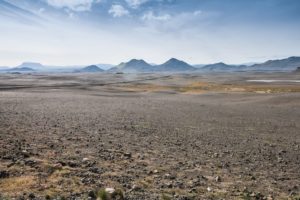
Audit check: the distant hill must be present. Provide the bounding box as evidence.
[76,65,104,73]
[109,59,153,73]
[248,57,300,71]
[109,58,195,73]
[16,62,44,70]
[200,62,246,72]
[155,58,195,72]
[9,67,35,72]
[2,56,300,73]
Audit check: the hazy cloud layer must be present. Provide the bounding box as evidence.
[46,0,100,11]
[125,0,149,8]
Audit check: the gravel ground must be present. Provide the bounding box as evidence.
[0,72,299,200]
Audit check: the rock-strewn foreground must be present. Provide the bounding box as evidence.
[0,72,299,200]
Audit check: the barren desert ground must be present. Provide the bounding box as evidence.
[0,72,299,200]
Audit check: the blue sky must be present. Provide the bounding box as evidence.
[0,0,300,66]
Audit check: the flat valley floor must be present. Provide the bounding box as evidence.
[0,72,299,200]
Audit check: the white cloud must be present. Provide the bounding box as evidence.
[141,11,171,21]
[125,0,149,8]
[193,10,202,16]
[140,9,212,33]
[109,5,130,17]
[46,0,101,12]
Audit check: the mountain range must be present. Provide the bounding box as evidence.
[1,56,300,73]
[247,56,300,71]
[109,58,195,73]
[200,62,246,72]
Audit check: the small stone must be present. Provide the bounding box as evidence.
[207,187,212,192]
[67,161,78,168]
[132,184,142,191]
[165,181,173,188]
[105,187,115,194]
[88,190,96,198]
[82,157,90,162]
[53,163,63,170]
[28,193,35,199]
[213,153,219,158]
[267,195,274,200]
[164,173,171,178]
[17,196,25,200]
[25,159,37,167]
[215,176,221,182]
[21,150,30,158]
[124,153,132,159]
[0,171,9,179]
[89,167,101,174]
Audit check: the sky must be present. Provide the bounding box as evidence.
[0,0,300,66]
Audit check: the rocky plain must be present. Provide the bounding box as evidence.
[0,72,299,200]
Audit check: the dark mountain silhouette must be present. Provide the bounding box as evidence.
[155,58,195,72]
[16,62,44,70]
[200,62,246,72]
[9,67,35,72]
[248,56,300,71]
[3,56,300,73]
[109,59,153,73]
[77,65,104,73]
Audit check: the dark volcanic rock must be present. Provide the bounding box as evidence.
[0,170,9,178]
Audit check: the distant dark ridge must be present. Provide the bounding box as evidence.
[200,62,246,72]
[109,58,195,73]
[155,58,195,72]
[77,65,104,73]
[2,56,300,73]
[9,67,35,72]
[249,56,300,71]
[109,59,153,73]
